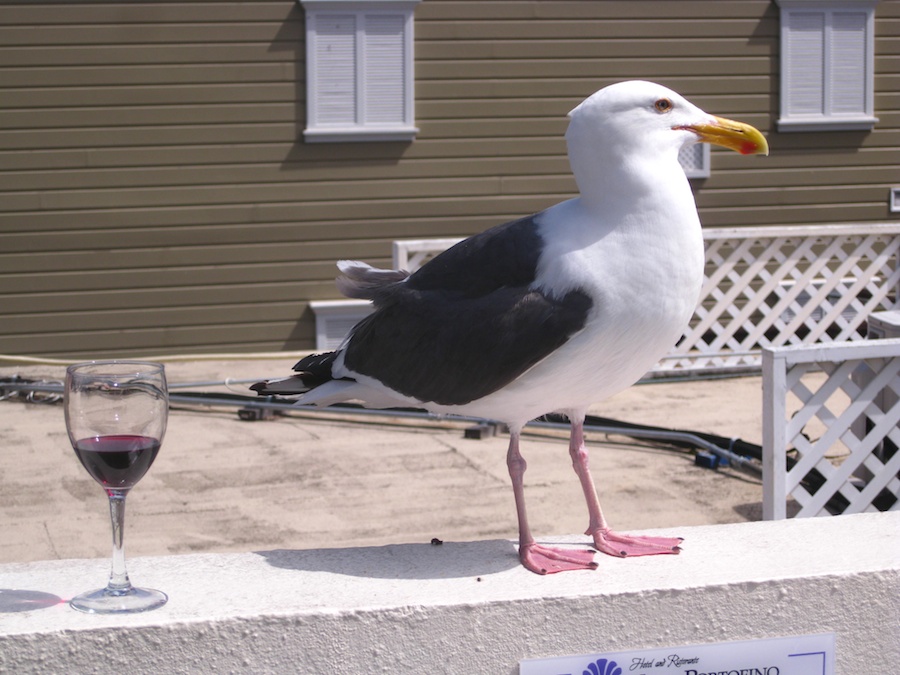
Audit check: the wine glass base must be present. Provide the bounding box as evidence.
[69,586,167,614]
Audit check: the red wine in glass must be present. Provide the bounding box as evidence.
[73,435,161,493]
[64,360,168,614]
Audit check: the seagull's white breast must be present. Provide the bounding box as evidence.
[437,189,705,427]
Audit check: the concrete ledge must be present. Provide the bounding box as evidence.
[1,513,898,673]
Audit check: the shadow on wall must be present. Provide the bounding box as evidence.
[258,539,521,580]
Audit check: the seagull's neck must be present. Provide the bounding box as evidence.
[538,146,703,279]
[573,148,689,213]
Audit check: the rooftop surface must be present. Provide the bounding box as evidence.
[1,356,768,565]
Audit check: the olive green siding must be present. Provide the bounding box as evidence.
[1,0,898,358]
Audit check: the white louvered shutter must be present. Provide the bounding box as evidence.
[829,11,868,115]
[313,14,357,126]
[363,13,407,125]
[784,10,826,117]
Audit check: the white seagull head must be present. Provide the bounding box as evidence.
[565,80,768,199]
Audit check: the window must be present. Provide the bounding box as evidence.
[678,143,711,179]
[301,0,420,142]
[776,0,878,132]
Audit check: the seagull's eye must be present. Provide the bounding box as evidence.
[654,98,673,113]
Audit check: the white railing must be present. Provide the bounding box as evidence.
[393,223,900,377]
[761,339,900,520]
[393,237,463,273]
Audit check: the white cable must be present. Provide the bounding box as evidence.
[0,351,315,367]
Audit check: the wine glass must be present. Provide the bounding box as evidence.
[64,360,169,614]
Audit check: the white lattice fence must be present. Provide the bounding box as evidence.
[762,339,900,520]
[661,224,900,375]
[393,223,900,377]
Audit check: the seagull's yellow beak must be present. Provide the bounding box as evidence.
[677,116,769,156]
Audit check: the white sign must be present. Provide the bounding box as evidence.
[520,633,834,675]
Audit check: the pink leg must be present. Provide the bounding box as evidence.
[568,418,682,557]
[507,430,598,574]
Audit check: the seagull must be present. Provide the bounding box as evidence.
[253,80,768,574]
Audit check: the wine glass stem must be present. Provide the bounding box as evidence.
[107,490,133,593]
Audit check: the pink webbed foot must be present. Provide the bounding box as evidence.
[590,528,682,558]
[519,542,599,575]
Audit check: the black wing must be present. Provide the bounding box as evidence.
[404,214,546,296]
[342,214,593,405]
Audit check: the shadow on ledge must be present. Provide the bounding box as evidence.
[257,539,525,580]
[0,589,65,614]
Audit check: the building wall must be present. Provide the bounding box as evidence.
[1,1,897,358]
